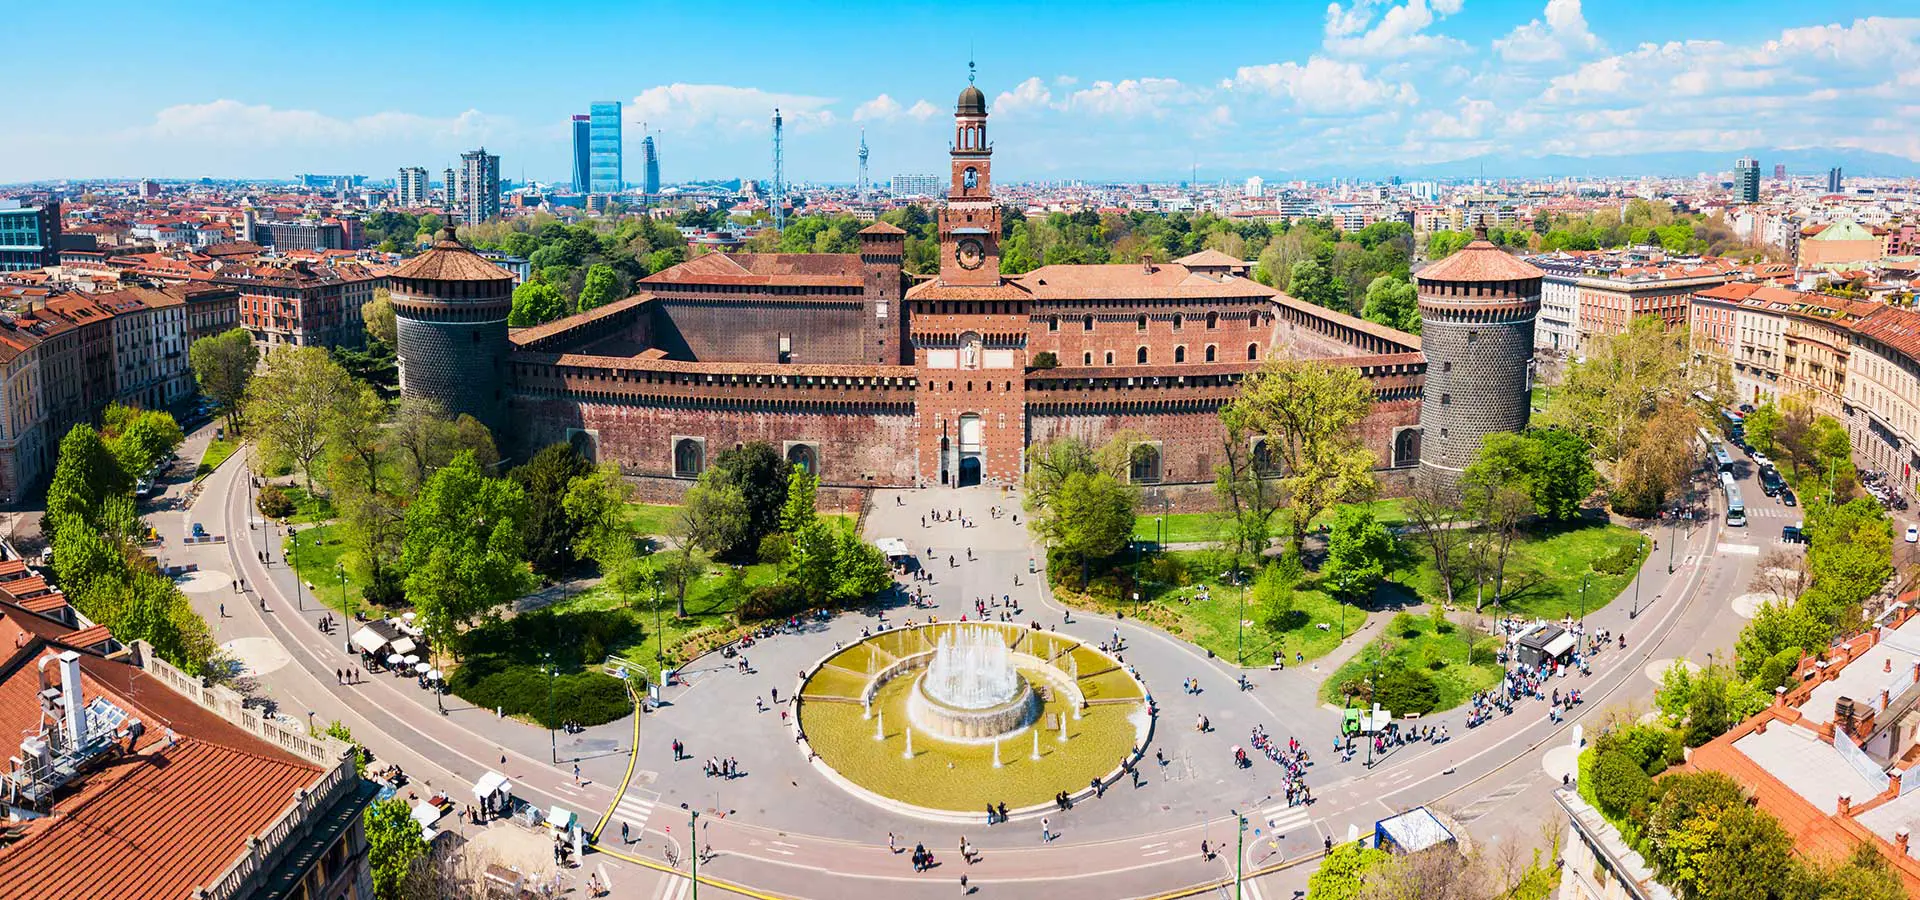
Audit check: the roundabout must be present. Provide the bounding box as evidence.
[797,621,1149,816]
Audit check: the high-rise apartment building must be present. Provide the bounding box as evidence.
[1773,163,1787,182]
[0,200,60,272]
[642,134,661,195]
[1735,156,1761,203]
[589,101,622,193]
[571,115,591,193]
[1829,167,1844,193]
[890,174,942,198]
[396,166,428,206]
[442,166,457,207]
[459,148,500,225]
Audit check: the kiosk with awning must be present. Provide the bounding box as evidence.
[1514,623,1576,669]
[473,771,513,817]
[1374,806,1455,855]
[875,537,911,561]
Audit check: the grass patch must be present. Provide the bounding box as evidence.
[1318,611,1503,713]
[278,485,337,525]
[197,439,239,478]
[451,607,638,727]
[553,559,783,683]
[1400,520,1647,621]
[1131,513,1222,545]
[283,523,367,614]
[626,502,854,541]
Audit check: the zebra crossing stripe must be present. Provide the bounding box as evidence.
[1261,804,1313,835]
[615,793,656,828]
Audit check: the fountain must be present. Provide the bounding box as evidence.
[907,626,1040,741]
[1058,714,1067,743]
[903,727,914,759]
[874,709,884,741]
[993,739,1002,768]
[1031,729,1041,760]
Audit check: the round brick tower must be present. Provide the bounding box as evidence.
[390,227,515,438]
[1415,229,1544,494]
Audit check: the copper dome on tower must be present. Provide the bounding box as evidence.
[957,83,987,116]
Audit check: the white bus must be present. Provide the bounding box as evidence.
[1720,471,1746,526]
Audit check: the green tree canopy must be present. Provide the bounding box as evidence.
[1359,274,1420,334]
[1286,257,1347,312]
[365,797,429,900]
[1322,505,1394,602]
[507,281,568,327]
[401,452,535,651]
[509,443,593,575]
[1225,358,1378,557]
[245,345,355,493]
[188,328,259,427]
[577,262,623,311]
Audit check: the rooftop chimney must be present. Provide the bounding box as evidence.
[1899,828,1911,856]
[58,651,82,751]
[1838,793,1852,815]
[1141,254,1154,275]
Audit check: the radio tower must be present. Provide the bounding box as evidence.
[771,107,786,232]
[858,128,870,204]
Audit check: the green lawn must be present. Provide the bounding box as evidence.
[278,485,337,525]
[283,523,369,614]
[553,558,785,683]
[1318,611,1504,712]
[1398,520,1647,622]
[1130,499,1408,547]
[197,439,239,478]
[626,502,855,541]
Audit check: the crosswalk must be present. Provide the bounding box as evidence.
[649,871,690,900]
[1454,778,1533,823]
[611,789,659,835]
[1259,801,1316,839]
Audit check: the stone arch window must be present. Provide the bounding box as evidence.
[1083,314,1095,331]
[672,438,705,479]
[1206,311,1219,329]
[1205,344,1217,362]
[1138,315,1149,331]
[786,442,817,475]
[1048,315,1059,332]
[1129,443,1163,484]
[1105,351,1115,366]
[1137,346,1149,364]
[1174,346,1186,364]
[1172,313,1184,331]
[1251,438,1280,476]
[1084,351,1093,366]
[1393,428,1422,468]
[1247,343,1260,361]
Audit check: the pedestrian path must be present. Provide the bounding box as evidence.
[1259,802,1315,839]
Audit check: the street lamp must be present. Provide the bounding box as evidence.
[653,574,666,663]
[545,651,557,764]
[1230,809,1247,900]
[1579,572,1590,629]
[335,562,348,623]
[291,528,303,612]
[1667,516,1677,575]
[690,808,701,900]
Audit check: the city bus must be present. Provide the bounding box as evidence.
[1721,409,1746,441]
[1720,471,1747,526]
[1698,427,1734,473]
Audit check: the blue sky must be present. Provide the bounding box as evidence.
[4,1,1913,183]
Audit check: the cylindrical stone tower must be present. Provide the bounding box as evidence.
[1415,229,1544,494]
[390,227,515,438]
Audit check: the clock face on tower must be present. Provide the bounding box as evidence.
[956,238,985,270]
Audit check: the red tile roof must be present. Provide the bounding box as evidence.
[643,252,869,288]
[1418,240,1544,283]
[388,228,512,283]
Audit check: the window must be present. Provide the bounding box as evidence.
[1048,315,1059,332]
[1083,352,1093,366]
[1205,345,1217,362]
[1172,314,1183,331]
[1247,343,1259,360]
[1138,315,1149,332]
[1137,346,1149,364]
[1105,351,1115,366]
[787,443,816,474]
[1174,346,1186,363]
[1129,444,1163,484]
[1083,315,1095,331]
[673,438,704,478]
[1206,311,1219,329]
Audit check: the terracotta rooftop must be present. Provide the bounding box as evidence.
[858,221,906,236]
[1174,249,1249,269]
[1006,262,1276,301]
[389,227,513,283]
[641,252,869,289]
[1417,240,1544,283]
[1854,306,1920,360]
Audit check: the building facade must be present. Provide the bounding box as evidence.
[0,201,61,273]
[459,148,501,225]
[571,115,592,194]
[219,260,378,350]
[589,101,623,194]
[643,134,662,195]
[1414,233,1542,494]
[389,80,1436,510]
[1532,257,1581,353]
[1736,156,1761,203]
[396,166,428,207]
[890,174,942,199]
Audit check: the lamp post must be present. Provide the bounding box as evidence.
[545,651,556,764]
[690,808,701,900]
[1579,572,1590,629]
[653,575,665,663]
[291,527,303,612]
[1230,810,1247,900]
[336,563,348,623]
[1667,516,1677,574]
[1236,577,1245,667]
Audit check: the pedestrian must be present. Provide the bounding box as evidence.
[998,801,1008,822]
[622,821,630,844]
[1201,839,1211,860]
[573,763,580,785]
[219,602,226,618]
[889,831,898,853]
[1041,816,1052,843]
[986,803,997,824]
[960,873,969,893]
[334,668,342,684]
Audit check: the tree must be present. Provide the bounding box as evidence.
[1425,230,1472,260]
[1593,749,1653,821]
[1322,505,1394,603]
[1529,428,1596,521]
[43,424,128,539]
[1692,803,1797,900]
[390,398,498,492]
[365,797,429,900]
[1308,840,1392,900]
[507,281,568,327]
[245,345,355,493]
[101,404,184,480]
[563,462,635,569]
[1405,478,1469,609]
[1742,400,1783,456]
[188,328,260,428]
[400,452,534,652]
[577,263,622,311]
[1224,358,1377,558]
[1214,405,1283,569]
[1360,275,1420,334]
[1645,772,1746,893]
[1049,471,1138,587]
[780,467,819,534]
[363,289,398,347]
[1287,257,1347,312]
[1460,432,1537,608]
[1611,399,1700,518]
[707,442,792,559]
[510,443,593,575]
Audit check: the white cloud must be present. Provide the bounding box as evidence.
[1495,0,1603,63]
[1222,57,1418,113]
[1764,16,1920,66]
[628,84,836,135]
[992,77,1056,116]
[907,100,939,120]
[1323,0,1468,59]
[1064,78,1195,118]
[852,94,902,122]
[141,99,504,146]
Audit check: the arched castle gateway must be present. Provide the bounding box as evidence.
[399,78,1498,509]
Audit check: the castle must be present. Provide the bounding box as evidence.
[393,79,1540,507]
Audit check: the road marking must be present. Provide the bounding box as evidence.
[1454,777,1533,823]
[1141,841,1169,849]
[1715,543,1760,556]
[764,847,795,856]
[771,840,800,849]
[1143,848,1170,857]
[613,791,658,831]
[1260,803,1313,837]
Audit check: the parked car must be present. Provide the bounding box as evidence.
[1759,467,1784,497]
[1783,524,1809,544]
[1907,525,1918,544]
[1738,403,1756,414]
[1781,488,1797,507]
[191,522,207,538]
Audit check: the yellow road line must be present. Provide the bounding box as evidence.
[591,682,644,841]
[591,844,795,900]
[1130,850,1324,900]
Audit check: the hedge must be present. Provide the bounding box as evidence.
[449,654,632,728]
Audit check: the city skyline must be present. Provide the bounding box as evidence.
[0,1,1914,184]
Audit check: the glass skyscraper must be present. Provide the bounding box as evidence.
[571,115,591,194]
[589,101,622,193]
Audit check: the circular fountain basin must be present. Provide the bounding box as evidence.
[908,674,1039,741]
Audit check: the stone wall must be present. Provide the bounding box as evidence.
[651,297,877,364]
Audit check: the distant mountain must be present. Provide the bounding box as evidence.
[1257,147,1920,183]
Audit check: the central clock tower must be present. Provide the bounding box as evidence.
[937,70,1001,286]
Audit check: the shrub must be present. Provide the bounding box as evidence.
[1031,351,1059,369]
[1593,749,1652,820]
[448,656,632,728]
[256,484,294,519]
[1389,612,1419,638]
[1372,666,1439,715]
[739,580,807,621]
[1591,543,1641,576]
